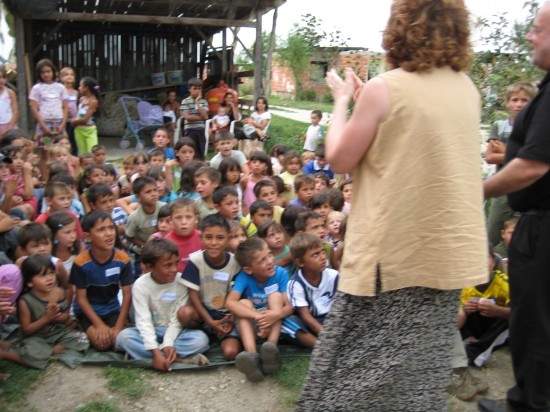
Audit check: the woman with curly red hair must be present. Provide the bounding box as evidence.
[297,1,488,410]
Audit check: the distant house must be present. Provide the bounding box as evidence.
[271,47,382,100]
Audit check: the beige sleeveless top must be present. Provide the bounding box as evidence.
[339,67,488,297]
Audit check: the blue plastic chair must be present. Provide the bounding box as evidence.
[118,96,164,150]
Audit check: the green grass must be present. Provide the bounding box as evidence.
[75,400,121,412]
[273,357,310,407]
[267,114,309,153]
[0,360,43,411]
[103,367,147,399]
[269,95,334,113]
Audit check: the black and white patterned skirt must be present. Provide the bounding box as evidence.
[297,287,460,412]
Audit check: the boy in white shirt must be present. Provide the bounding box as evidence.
[303,110,323,153]
[115,238,209,371]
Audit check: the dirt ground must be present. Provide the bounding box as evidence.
[25,364,290,412]
[19,347,514,412]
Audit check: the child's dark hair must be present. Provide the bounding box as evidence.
[212,186,238,205]
[81,76,100,100]
[294,174,315,192]
[132,176,156,196]
[253,179,277,198]
[149,148,165,160]
[249,151,273,176]
[327,188,344,212]
[91,144,106,154]
[47,161,70,178]
[254,96,269,112]
[158,204,172,220]
[174,137,197,160]
[270,144,288,158]
[154,126,170,137]
[44,181,71,199]
[281,206,307,237]
[87,183,114,205]
[311,110,323,119]
[235,237,267,267]
[214,130,234,143]
[169,198,198,217]
[50,173,76,188]
[187,78,203,89]
[46,211,81,256]
[141,238,179,267]
[257,220,285,240]
[314,172,330,187]
[147,165,166,181]
[340,177,353,191]
[82,210,113,232]
[103,163,117,180]
[179,160,205,194]
[295,211,322,233]
[219,157,242,185]
[315,144,326,159]
[250,200,272,216]
[290,232,323,261]
[195,166,222,184]
[18,223,52,248]
[133,152,150,165]
[35,58,57,81]
[283,150,302,168]
[21,255,55,288]
[78,164,104,193]
[270,176,285,195]
[200,213,230,233]
[311,190,331,210]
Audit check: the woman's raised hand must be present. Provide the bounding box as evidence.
[326,68,364,102]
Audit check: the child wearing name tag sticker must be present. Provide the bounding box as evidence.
[178,214,242,360]
[225,237,308,382]
[70,211,135,351]
[116,238,209,371]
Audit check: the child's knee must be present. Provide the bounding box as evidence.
[221,339,241,360]
[239,299,254,309]
[177,305,196,326]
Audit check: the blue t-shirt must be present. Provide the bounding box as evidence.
[303,160,334,180]
[70,249,135,316]
[232,266,289,309]
[148,147,175,160]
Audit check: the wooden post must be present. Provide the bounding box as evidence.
[222,28,227,81]
[264,7,278,97]
[15,16,29,132]
[253,9,263,100]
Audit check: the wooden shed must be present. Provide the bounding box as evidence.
[3,0,284,132]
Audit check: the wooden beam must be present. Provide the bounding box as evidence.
[31,22,64,58]
[14,16,29,132]
[107,0,284,7]
[193,27,224,63]
[264,7,277,96]
[41,12,256,28]
[230,27,254,62]
[253,8,263,99]
[222,28,227,78]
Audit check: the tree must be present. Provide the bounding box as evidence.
[470,0,543,122]
[277,33,312,97]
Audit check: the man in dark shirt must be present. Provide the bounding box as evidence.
[480,4,550,412]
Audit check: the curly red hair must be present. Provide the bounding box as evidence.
[382,0,472,72]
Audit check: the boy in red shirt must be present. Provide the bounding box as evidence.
[165,199,202,272]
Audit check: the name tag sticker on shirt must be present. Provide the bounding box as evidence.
[213,272,230,282]
[161,292,177,302]
[105,267,121,277]
[264,284,278,295]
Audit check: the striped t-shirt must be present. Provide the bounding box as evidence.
[180,96,208,130]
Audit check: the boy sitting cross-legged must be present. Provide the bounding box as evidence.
[70,211,135,350]
[177,214,242,360]
[287,233,339,347]
[115,238,209,371]
[226,237,313,382]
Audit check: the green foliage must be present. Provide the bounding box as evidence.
[273,357,310,407]
[0,360,43,410]
[297,89,317,102]
[470,0,544,123]
[266,114,309,153]
[268,95,333,113]
[278,34,313,96]
[102,367,147,399]
[75,400,121,412]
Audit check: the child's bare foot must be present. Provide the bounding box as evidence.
[52,344,65,354]
[176,353,209,366]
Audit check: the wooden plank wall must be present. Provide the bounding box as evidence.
[29,24,201,91]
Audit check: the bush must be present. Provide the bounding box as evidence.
[322,93,333,104]
[297,89,316,102]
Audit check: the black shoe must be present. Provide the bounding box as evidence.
[478,398,511,412]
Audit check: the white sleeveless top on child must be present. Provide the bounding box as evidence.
[77,101,95,126]
[0,88,13,124]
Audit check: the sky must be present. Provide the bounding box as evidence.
[0,0,534,61]
[226,0,532,52]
